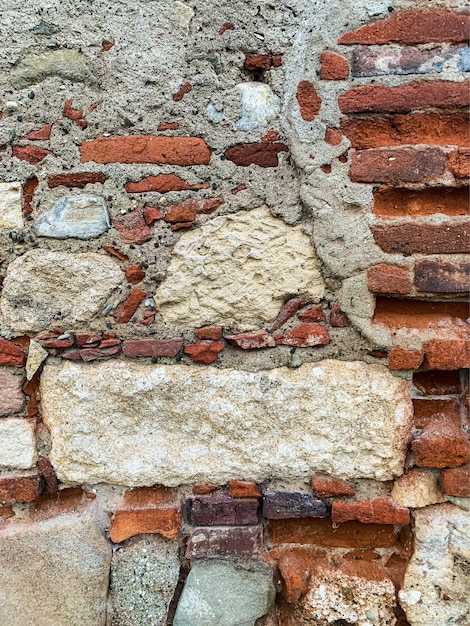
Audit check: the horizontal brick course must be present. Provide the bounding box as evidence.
[371,223,469,254]
[350,148,447,184]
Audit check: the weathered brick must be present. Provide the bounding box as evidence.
[389,348,424,371]
[350,148,447,183]
[339,81,469,114]
[415,260,469,293]
[298,305,325,323]
[80,135,210,165]
[423,338,470,371]
[227,480,261,498]
[271,299,308,332]
[448,148,470,179]
[47,172,107,188]
[22,176,38,215]
[440,464,470,497]
[413,371,461,396]
[172,81,192,101]
[373,187,469,218]
[324,127,342,146]
[311,477,355,499]
[0,338,26,367]
[224,142,288,167]
[265,546,327,602]
[63,99,86,129]
[243,53,282,71]
[101,245,129,261]
[262,492,329,519]
[185,525,263,559]
[330,302,349,327]
[338,10,470,45]
[113,210,152,244]
[122,338,183,358]
[275,323,330,347]
[193,484,220,495]
[373,297,469,330]
[184,340,224,364]
[225,331,276,350]
[371,222,469,254]
[186,494,259,525]
[126,173,210,193]
[163,198,223,224]
[332,498,410,525]
[195,326,223,341]
[296,81,322,121]
[143,206,163,225]
[0,371,25,416]
[25,123,52,141]
[157,122,179,131]
[319,50,349,79]
[125,264,145,285]
[367,264,411,295]
[12,145,53,165]
[0,474,41,504]
[114,289,146,324]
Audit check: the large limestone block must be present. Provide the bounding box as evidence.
[399,504,470,626]
[0,510,111,626]
[0,182,23,230]
[41,360,412,486]
[0,418,36,470]
[109,536,180,626]
[174,560,274,626]
[1,249,123,333]
[154,207,325,328]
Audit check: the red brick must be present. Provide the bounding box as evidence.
[0,338,26,367]
[265,546,327,602]
[324,127,342,146]
[389,348,424,371]
[63,99,86,129]
[140,311,154,326]
[184,340,225,364]
[122,338,183,358]
[0,474,41,504]
[12,145,53,165]
[47,172,107,188]
[296,81,322,121]
[243,54,282,71]
[195,326,223,341]
[423,338,470,371]
[351,148,447,184]
[338,81,469,114]
[225,142,288,167]
[126,173,210,193]
[415,260,469,294]
[80,135,210,165]
[163,205,196,223]
[123,486,177,507]
[25,123,52,141]
[75,333,102,346]
[338,10,470,45]
[143,207,163,225]
[311,477,355,499]
[219,22,234,35]
[448,148,470,179]
[165,198,223,222]
[23,176,38,215]
[373,187,469,218]
[114,289,147,324]
[225,331,276,350]
[186,494,259,526]
[41,338,74,350]
[193,484,220,495]
[440,464,470,497]
[341,112,469,149]
[262,129,281,143]
[114,210,152,244]
[172,81,192,102]
[373,297,469,331]
[79,346,121,361]
[125,264,145,285]
[185,525,263,559]
[319,51,349,80]
[330,302,349,327]
[298,305,325,323]
[269,518,397,548]
[170,221,194,231]
[101,40,114,51]
[271,299,308,332]
[157,122,179,131]
[101,245,129,262]
[37,457,58,495]
[275,323,330,348]
[413,371,461,396]
[227,480,261,498]
[231,184,246,195]
[367,264,411,295]
[332,498,410,525]
[371,222,469,254]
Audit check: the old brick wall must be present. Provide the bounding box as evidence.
[0,0,468,624]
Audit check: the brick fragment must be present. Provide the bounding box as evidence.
[79,346,121,361]
[143,207,162,225]
[193,484,220,495]
[225,331,276,350]
[37,457,58,494]
[47,172,107,188]
[126,173,210,193]
[266,547,326,602]
[338,10,470,45]
[440,464,470,497]
[332,498,410,525]
[41,338,74,350]
[339,81,469,114]
[186,494,259,526]
[415,260,469,294]
[275,323,330,348]
[172,81,192,101]
[367,264,411,295]
[25,123,52,141]
[122,338,183,358]
[80,135,210,165]
[448,148,470,179]
[330,302,349,327]
[195,326,223,341]
[311,477,355,499]
[319,51,349,80]
[324,127,342,146]
[101,245,129,261]
[185,525,263,559]
[371,222,469,254]
[0,474,41,504]
[351,148,447,184]
[227,480,261,498]
[12,145,53,165]
[413,371,461,396]
[243,53,282,71]
[389,348,424,371]
[157,122,179,131]
[184,340,224,364]
[271,299,308,332]
[296,81,322,121]
[373,187,468,218]
[219,22,234,35]
[22,176,38,215]
[0,338,26,367]
[170,221,194,231]
[101,40,114,51]
[125,264,145,285]
[263,492,329,519]
[298,305,325,323]
[163,205,196,223]
[63,99,86,129]
[114,289,147,324]
[225,142,288,167]
[423,339,470,371]
[114,210,152,245]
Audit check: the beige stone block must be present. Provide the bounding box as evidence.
[391,469,445,508]
[0,417,36,470]
[0,182,23,230]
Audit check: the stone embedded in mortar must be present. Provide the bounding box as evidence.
[0,370,25,416]
[25,339,49,381]
[0,418,37,470]
[399,503,470,626]
[0,249,123,333]
[0,509,111,626]
[109,535,179,626]
[235,82,280,131]
[391,468,445,508]
[40,360,412,486]
[0,181,23,230]
[10,49,96,88]
[34,194,110,239]
[173,560,274,626]
[154,207,325,329]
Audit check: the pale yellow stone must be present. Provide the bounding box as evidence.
[41,360,412,486]
[391,469,445,508]
[26,340,49,381]
[0,417,37,470]
[154,207,325,329]
[0,182,23,230]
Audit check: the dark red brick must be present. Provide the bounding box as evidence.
[367,264,412,295]
[351,148,447,184]
[330,302,349,327]
[0,474,41,504]
[195,326,223,341]
[126,174,210,194]
[157,122,179,131]
[25,123,52,141]
[23,176,38,215]
[185,525,263,559]
[262,492,329,519]
[373,187,469,218]
[125,264,145,285]
[186,494,259,526]
[319,51,349,80]
[48,172,107,188]
[225,142,288,167]
[440,464,470,497]
[122,338,183,358]
[12,145,53,165]
[0,338,26,367]
[271,299,308,332]
[371,222,469,254]
[114,289,146,324]
[448,148,470,179]
[172,82,192,102]
[298,305,325,323]
[415,260,469,294]
[413,371,461,396]
[296,81,322,121]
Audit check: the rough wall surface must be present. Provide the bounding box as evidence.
[0,0,468,624]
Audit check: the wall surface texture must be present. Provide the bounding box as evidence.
[0,0,468,624]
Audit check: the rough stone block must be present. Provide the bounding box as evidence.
[0,182,23,230]
[0,371,25,416]
[34,194,110,240]
[0,418,37,470]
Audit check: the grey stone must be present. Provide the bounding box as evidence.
[11,49,96,88]
[34,194,110,240]
[109,536,180,626]
[174,560,274,626]
[235,82,280,131]
[0,509,111,626]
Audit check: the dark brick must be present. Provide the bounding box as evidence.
[371,223,470,255]
[262,492,329,519]
[224,142,288,167]
[185,525,263,559]
[413,371,461,396]
[186,494,259,526]
[415,260,470,293]
[350,148,447,184]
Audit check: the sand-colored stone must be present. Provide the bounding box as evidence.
[26,339,49,381]
[0,182,23,230]
[0,418,36,470]
[41,360,412,486]
[1,249,123,333]
[391,469,445,508]
[154,207,325,328]
[0,370,25,416]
